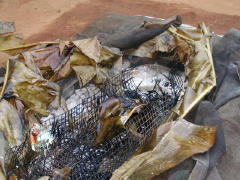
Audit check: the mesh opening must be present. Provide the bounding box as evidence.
[5,68,184,180]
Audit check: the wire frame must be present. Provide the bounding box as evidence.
[5,68,184,180]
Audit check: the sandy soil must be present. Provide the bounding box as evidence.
[1,0,240,43]
[152,0,240,16]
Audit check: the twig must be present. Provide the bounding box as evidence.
[0,60,10,99]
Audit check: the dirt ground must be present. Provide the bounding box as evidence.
[1,0,240,43]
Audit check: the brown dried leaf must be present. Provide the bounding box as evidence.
[69,50,96,66]
[99,98,122,120]
[128,31,176,58]
[51,49,95,81]
[100,46,122,66]
[3,60,59,115]
[1,42,58,56]
[22,52,42,75]
[0,169,6,180]
[93,66,109,85]
[18,45,69,80]
[127,23,215,119]
[96,98,122,144]
[169,24,216,118]
[111,119,216,180]
[73,37,101,63]
[0,34,24,50]
[96,116,124,144]
[0,99,24,146]
[96,98,145,144]
[24,110,41,128]
[72,65,96,87]
[71,38,121,86]
[29,45,63,71]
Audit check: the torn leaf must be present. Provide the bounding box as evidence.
[2,59,59,115]
[1,42,58,56]
[26,45,63,71]
[0,34,24,50]
[73,37,101,63]
[127,23,216,119]
[96,98,145,144]
[129,31,176,58]
[72,65,96,87]
[110,119,216,180]
[0,99,24,146]
[22,52,42,75]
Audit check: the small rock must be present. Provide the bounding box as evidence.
[0,21,15,34]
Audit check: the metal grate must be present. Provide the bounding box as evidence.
[5,68,184,180]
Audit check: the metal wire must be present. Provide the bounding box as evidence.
[5,68,184,180]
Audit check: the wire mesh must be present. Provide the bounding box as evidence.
[5,67,184,180]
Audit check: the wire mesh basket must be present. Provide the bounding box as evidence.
[5,67,184,180]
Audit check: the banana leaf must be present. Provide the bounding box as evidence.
[72,38,122,86]
[96,98,145,144]
[110,119,216,180]
[0,169,6,180]
[0,99,24,179]
[1,36,122,88]
[1,59,59,115]
[0,41,59,56]
[0,99,24,146]
[0,34,24,50]
[126,23,216,119]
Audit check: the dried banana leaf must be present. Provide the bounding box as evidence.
[0,34,24,50]
[0,170,6,180]
[51,37,121,86]
[128,31,176,58]
[127,23,216,119]
[51,49,94,81]
[73,37,101,63]
[170,24,216,119]
[63,38,121,86]
[0,42,59,56]
[0,99,23,179]
[72,65,96,87]
[0,34,24,51]
[22,45,63,76]
[0,99,24,146]
[5,42,71,80]
[96,98,145,144]
[1,36,121,88]
[188,101,226,180]
[110,119,216,180]
[1,59,59,115]
[21,52,42,75]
